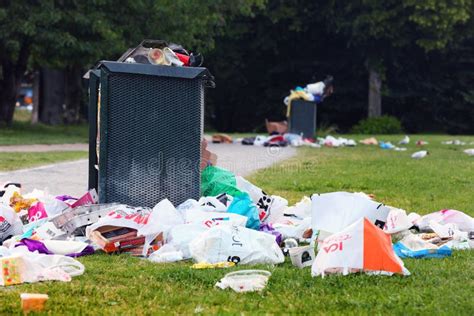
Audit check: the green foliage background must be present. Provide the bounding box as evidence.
[0,0,473,133]
[206,0,474,133]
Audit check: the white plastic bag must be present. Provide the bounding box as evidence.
[273,217,312,240]
[429,221,467,241]
[0,185,20,205]
[284,196,312,219]
[415,209,474,232]
[197,196,230,212]
[190,225,284,265]
[384,208,420,234]
[0,246,84,286]
[166,224,208,259]
[184,209,248,228]
[148,244,183,263]
[236,176,288,222]
[311,192,390,234]
[0,204,23,243]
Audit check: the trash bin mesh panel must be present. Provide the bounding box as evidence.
[289,101,316,139]
[103,72,203,207]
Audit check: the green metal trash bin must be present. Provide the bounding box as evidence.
[88,61,214,207]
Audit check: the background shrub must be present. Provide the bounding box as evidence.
[351,115,403,134]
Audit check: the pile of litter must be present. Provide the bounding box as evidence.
[359,136,474,159]
[1,166,473,295]
[237,134,356,148]
[215,134,474,159]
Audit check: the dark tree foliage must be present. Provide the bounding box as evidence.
[0,0,264,125]
[206,0,474,133]
[1,0,472,133]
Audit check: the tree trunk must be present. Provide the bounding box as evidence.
[368,66,382,117]
[63,65,84,124]
[0,42,31,125]
[0,62,19,125]
[31,70,40,124]
[39,68,65,125]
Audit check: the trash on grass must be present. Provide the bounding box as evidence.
[380,141,395,150]
[311,218,410,277]
[215,270,271,293]
[399,135,410,145]
[393,233,452,258]
[265,119,288,135]
[311,192,390,235]
[190,225,284,265]
[0,246,84,286]
[411,150,428,159]
[359,137,378,145]
[442,140,466,145]
[20,293,49,313]
[148,244,183,263]
[414,209,474,233]
[0,204,23,243]
[289,245,315,269]
[384,208,420,234]
[86,199,181,256]
[191,261,236,269]
[211,134,233,144]
[15,239,94,257]
[464,149,474,156]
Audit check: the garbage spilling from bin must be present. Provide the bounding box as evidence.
[1,165,473,296]
[119,40,204,68]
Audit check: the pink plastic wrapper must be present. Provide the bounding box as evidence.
[28,203,48,222]
[71,189,98,208]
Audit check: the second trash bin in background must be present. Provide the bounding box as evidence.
[289,100,317,139]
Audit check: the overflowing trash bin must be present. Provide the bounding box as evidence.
[87,40,215,207]
[283,76,333,139]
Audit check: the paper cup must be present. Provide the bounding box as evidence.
[147,48,170,65]
[20,293,49,312]
[289,245,315,268]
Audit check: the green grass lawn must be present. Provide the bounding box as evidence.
[0,109,87,146]
[0,122,88,146]
[0,151,88,172]
[0,135,473,314]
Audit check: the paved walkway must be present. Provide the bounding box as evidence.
[0,143,296,197]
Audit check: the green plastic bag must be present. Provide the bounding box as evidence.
[201,166,242,197]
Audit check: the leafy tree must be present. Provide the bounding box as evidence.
[0,0,265,125]
[206,0,474,133]
[325,0,473,117]
[0,0,59,125]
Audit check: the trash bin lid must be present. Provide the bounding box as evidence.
[98,61,213,80]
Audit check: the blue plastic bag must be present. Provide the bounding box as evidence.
[393,242,452,259]
[227,193,261,230]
